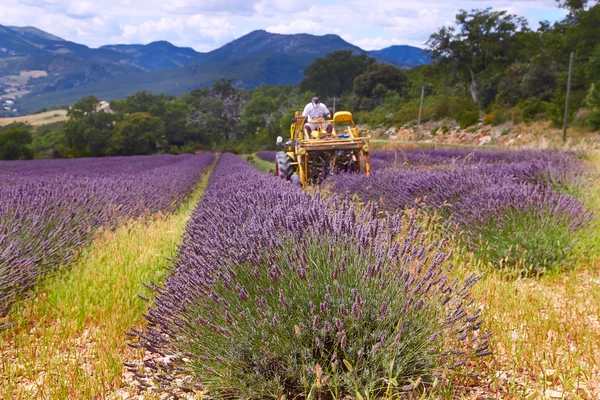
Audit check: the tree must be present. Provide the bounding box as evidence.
[85,112,117,156]
[109,112,166,156]
[557,0,588,13]
[495,54,557,106]
[68,95,101,119]
[353,63,409,98]
[111,91,191,148]
[110,91,175,116]
[0,126,33,160]
[300,51,375,98]
[427,8,527,107]
[187,79,247,142]
[31,124,69,158]
[241,93,280,135]
[64,105,115,157]
[162,99,190,147]
[584,83,600,129]
[540,4,600,105]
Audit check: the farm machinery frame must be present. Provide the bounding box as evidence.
[275,111,371,187]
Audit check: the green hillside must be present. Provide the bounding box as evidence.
[1,26,429,113]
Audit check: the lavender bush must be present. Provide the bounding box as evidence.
[327,154,591,274]
[370,148,579,168]
[0,153,215,325]
[255,150,276,163]
[452,183,591,273]
[259,148,580,190]
[132,154,489,398]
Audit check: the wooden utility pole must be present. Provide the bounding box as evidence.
[417,86,425,139]
[563,52,574,143]
[333,96,336,114]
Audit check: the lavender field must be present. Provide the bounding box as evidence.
[0,153,215,325]
[124,151,598,398]
[1,150,597,399]
[258,149,591,274]
[131,153,489,397]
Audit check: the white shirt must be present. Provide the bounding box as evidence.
[302,102,330,122]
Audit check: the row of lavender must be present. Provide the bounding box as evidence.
[132,153,489,397]
[254,150,277,163]
[368,148,579,172]
[0,153,215,324]
[255,148,590,272]
[327,151,590,273]
[256,148,577,173]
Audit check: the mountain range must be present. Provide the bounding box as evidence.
[0,25,431,114]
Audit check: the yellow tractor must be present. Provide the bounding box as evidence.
[275,111,371,186]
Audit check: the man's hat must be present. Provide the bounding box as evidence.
[312,96,320,104]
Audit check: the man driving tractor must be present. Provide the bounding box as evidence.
[302,96,333,135]
[277,98,371,187]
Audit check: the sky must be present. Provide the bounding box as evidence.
[0,0,568,52]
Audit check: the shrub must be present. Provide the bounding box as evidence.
[586,109,600,130]
[457,109,480,129]
[169,142,201,155]
[455,184,590,274]
[547,93,582,128]
[584,85,600,130]
[430,126,439,135]
[573,108,590,127]
[490,108,509,126]
[383,90,403,111]
[389,101,422,126]
[328,150,590,274]
[430,95,470,121]
[0,126,33,160]
[483,113,494,125]
[519,99,548,124]
[441,125,451,134]
[485,106,522,127]
[431,96,457,119]
[133,154,489,398]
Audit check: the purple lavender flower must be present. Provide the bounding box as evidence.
[1,153,215,325]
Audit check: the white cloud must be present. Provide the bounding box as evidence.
[255,0,314,14]
[158,0,257,16]
[1,0,570,51]
[65,1,96,19]
[353,37,399,51]
[122,16,235,51]
[266,21,322,35]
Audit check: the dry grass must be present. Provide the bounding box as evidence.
[432,244,600,399]
[437,152,600,399]
[0,110,68,127]
[470,266,600,399]
[0,164,214,400]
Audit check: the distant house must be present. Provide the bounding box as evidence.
[95,100,112,113]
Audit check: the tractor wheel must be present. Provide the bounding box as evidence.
[290,173,301,186]
[275,151,293,181]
